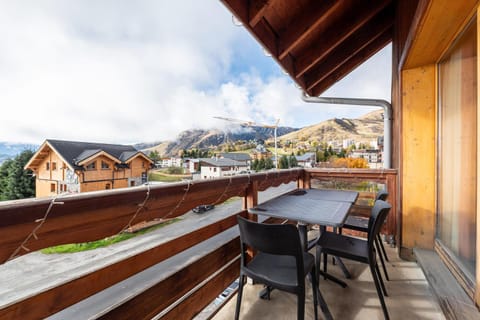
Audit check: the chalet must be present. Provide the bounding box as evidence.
[158,157,183,168]
[25,139,153,197]
[218,152,251,166]
[351,149,382,164]
[295,152,316,168]
[199,158,249,179]
[250,144,272,160]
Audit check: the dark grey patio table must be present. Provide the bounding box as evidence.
[248,188,359,286]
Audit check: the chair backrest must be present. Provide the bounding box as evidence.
[237,216,304,276]
[375,189,389,201]
[367,200,391,258]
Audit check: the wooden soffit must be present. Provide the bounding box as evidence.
[220,0,394,96]
[402,0,478,69]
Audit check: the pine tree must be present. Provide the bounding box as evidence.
[0,150,35,201]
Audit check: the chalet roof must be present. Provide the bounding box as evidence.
[119,151,139,162]
[199,158,246,167]
[25,139,152,171]
[296,152,315,161]
[219,153,251,161]
[76,149,102,163]
[220,0,394,96]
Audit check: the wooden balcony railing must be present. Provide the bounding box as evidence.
[304,168,398,244]
[0,168,397,319]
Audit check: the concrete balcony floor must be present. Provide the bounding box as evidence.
[213,244,445,320]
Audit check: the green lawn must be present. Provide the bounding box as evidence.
[41,218,181,254]
[148,171,190,182]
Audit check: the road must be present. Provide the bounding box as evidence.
[0,182,296,318]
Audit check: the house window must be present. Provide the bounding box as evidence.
[437,18,477,280]
[52,162,57,170]
[142,161,145,168]
[50,183,56,192]
[86,161,96,170]
[105,183,111,189]
[101,161,110,169]
[46,162,50,170]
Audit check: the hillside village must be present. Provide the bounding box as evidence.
[152,109,384,180]
[2,110,384,199]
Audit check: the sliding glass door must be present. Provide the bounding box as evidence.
[437,18,477,282]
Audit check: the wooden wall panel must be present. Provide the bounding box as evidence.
[401,65,436,257]
[476,7,480,308]
[403,0,478,69]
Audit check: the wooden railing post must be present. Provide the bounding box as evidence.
[297,169,311,189]
[243,180,258,222]
[385,172,398,247]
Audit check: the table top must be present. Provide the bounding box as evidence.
[248,188,359,227]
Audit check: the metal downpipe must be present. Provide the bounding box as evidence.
[301,92,392,169]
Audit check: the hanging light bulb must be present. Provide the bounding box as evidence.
[232,15,243,27]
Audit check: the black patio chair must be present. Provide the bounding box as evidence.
[340,190,391,280]
[316,200,392,320]
[236,215,329,320]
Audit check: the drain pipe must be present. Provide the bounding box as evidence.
[301,92,392,168]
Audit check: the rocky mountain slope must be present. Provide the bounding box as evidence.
[143,126,298,156]
[143,110,383,156]
[277,109,383,144]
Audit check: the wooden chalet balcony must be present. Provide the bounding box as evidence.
[0,168,398,319]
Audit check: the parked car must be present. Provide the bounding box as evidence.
[192,204,215,214]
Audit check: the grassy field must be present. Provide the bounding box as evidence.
[41,218,181,254]
[148,170,190,182]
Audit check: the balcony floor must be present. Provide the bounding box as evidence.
[213,243,446,320]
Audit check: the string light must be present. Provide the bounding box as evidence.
[7,171,286,261]
[8,194,65,261]
[121,182,151,233]
[162,180,192,220]
[213,177,232,205]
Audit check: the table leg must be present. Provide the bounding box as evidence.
[334,256,352,279]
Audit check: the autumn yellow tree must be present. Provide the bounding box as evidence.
[332,157,369,168]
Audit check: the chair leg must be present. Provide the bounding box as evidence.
[375,262,388,297]
[309,270,319,320]
[375,238,390,281]
[297,286,305,320]
[234,275,245,320]
[377,233,389,262]
[369,264,390,320]
[311,269,333,320]
[315,246,321,283]
[323,251,328,276]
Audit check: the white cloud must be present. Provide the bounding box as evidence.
[0,1,391,145]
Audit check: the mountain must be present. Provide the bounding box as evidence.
[143,126,298,156]
[277,110,383,144]
[143,110,383,156]
[0,143,38,164]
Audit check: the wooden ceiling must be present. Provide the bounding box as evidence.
[220,0,394,96]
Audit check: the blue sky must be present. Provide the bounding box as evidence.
[0,1,391,145]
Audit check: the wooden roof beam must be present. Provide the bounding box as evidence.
[309,28,392,97]
[295,0,391,78]
[249,0,276,28]
[220,0,278,56]
[304,8,394,91]
[277,0,342,60]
